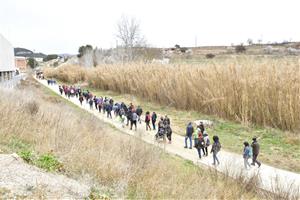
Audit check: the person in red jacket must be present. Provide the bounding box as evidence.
[145,111,151,131]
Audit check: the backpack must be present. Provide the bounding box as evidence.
[249,146,253,157]
[205,138,210,146]
[215,142,221,152]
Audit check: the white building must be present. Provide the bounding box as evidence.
[0,34,16,81]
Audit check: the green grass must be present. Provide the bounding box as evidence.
[88,187,111,200]
[81,86,300,173]
[0,137,63,172]
[35,153,62,172]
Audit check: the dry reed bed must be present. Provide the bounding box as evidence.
[0,79,279,199]
[45,58,300,133]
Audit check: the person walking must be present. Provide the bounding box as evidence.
[199,121,205,133]
[145,111,151,131]
[165,124,172,144]
[130,111,138,131]
[193,127,202,158]
[158,117,164,130]
[119,110,126,128]
[203,130,210,156]
[79,95,84,106]
[198,131,206,157]
[126,109,132,126]
[211,135,221,165]
[59,86,63,95]
[93,96,98,110]
[243,141,252,169]
[184,122,194,149]
[164,115,170,126]
[98,97,103,113]
[251,137,261,168]
[89,98,93,109]
[106,103,113,119]
[136,106,143,124]
[151,112,157,130]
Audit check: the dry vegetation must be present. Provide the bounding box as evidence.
[45,57,300,133]
[0,77,293,199]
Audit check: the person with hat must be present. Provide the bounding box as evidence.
[251,137,261,168]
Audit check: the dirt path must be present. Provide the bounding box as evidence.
[0,153,89,198]
[36,78,300,196]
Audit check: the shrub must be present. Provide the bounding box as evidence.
[206,53,215,59]
[27,58,38,68]
[35,153,62,172]
[19,150,35,163]
[25,101,39,115]
[174,44,180,49]
[235,44,246,53]
[43,54,58,62]
[180,47,188,53]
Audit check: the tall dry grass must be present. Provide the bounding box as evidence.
[45,57,300,132]
[0,78,287,199]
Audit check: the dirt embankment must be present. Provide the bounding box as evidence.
[0,153,90,198]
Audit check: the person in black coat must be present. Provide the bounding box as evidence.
[151,112,157,130]
[251,137,261,167]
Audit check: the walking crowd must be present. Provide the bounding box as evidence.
[56,82,262,169]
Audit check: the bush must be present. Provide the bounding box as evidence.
[180,47,188,53]
[27,58,38,68]
[206,53,215,59]
[25,101,39,115]
[43,54,58,62]
[53,61,59,67]
[235,44,246,53]
[35,153,62,172]
[174,44,180,49]
[19,150,35,163]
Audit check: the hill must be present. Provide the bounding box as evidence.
[14,47,47,59]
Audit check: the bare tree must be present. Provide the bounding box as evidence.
[116,15,146,61]
[247,38,253,46]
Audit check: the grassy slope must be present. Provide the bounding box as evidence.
[83,86,300,173]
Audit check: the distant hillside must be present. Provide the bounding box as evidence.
[14,47,47,58]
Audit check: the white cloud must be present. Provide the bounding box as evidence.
[1,0,299,54]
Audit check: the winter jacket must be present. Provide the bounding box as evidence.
[251,141,260,155]
[186,124,194,137]
[211,142,221,153]
[136,108,143,116]
[132,112,138,121]
[151,113,157,122]
[145,114,151,122]
[251,141,259,155]
[243,146,251,158]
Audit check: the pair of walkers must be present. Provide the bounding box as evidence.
[243,137,261,169]
[156,116,172,143]
[193,127,210,158]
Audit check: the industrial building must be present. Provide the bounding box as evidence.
[0,34,16,82]
[15,56,27,71]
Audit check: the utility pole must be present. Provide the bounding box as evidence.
[195,36,197,47]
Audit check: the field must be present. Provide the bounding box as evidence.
[45,56,300,133]
[44,56,300,172]
[0,77,286,199]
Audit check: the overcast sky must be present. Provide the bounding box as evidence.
[1,0,300,54]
